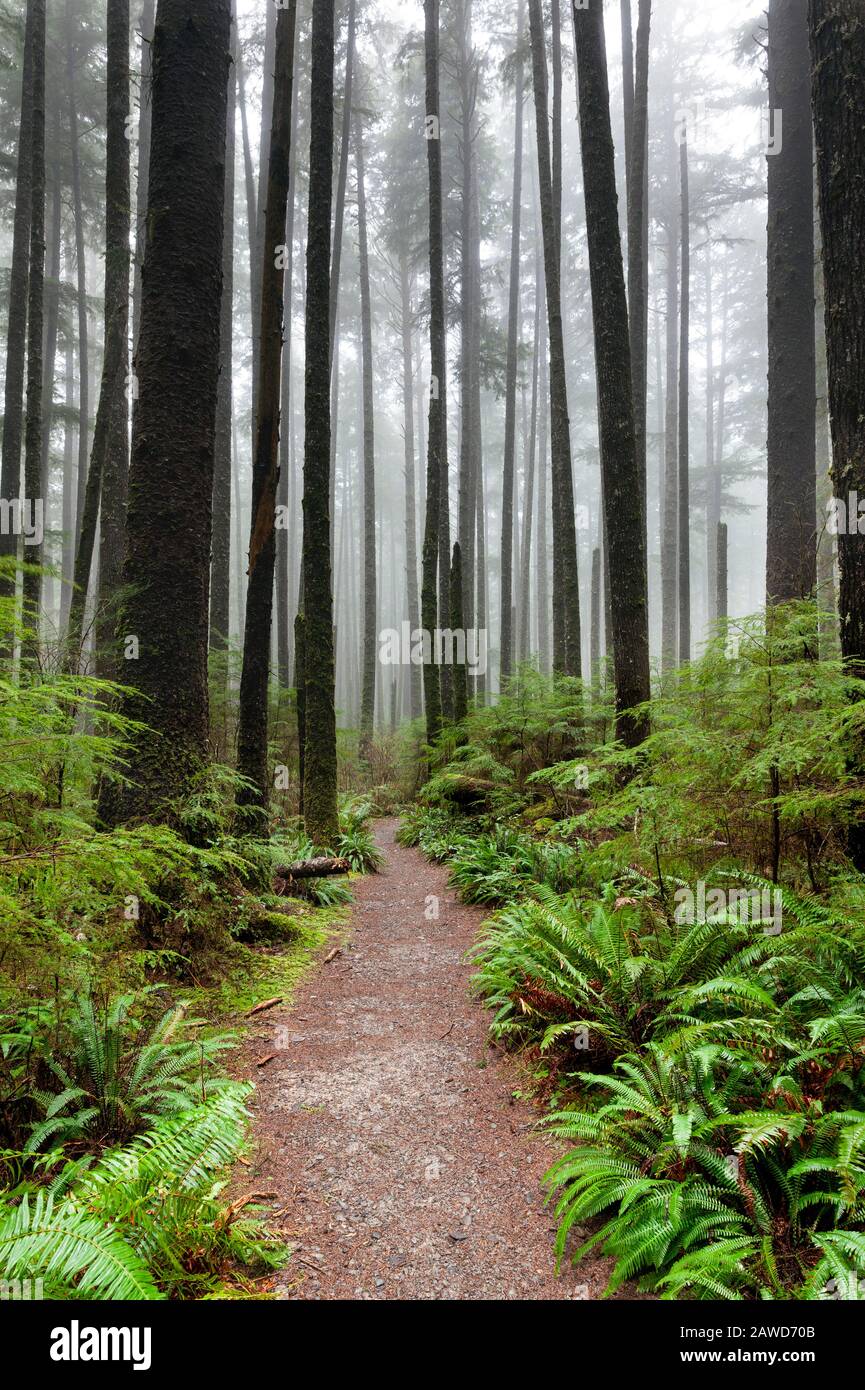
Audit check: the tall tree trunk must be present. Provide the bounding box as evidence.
[60,336,76,630]
[210,0,237,653]
[399,250,422,721]
[22,0,46,649]
[500,0,524,683]
[716,521,728,622]
[456,0,478,638]
[276,55,300,686]
[421,0,445,746]
[627,0,651,542]
[0,0,35,606]
[40,100,62,507]
[590,544,601,693]
[475,434,488,703]
[574,0,651,746]
[67,0,130,670]
[660,206,678,670]
[95,0,132,679]
[677,131,691,663]
[450,542,468,723]
[356,108,377,762]
[327,0,357,558]
[528,0,580,676]
[250,0,277,428]
[705,238,718,623]
[620,0,634,178]
[536,252,550,675]
[808,0,865,868]
[302,0,339,843]
[237,0,297,815]
[66,6,89,557]
[108,0,231,823]
[519,259,540,664]
[766,0,817,602]
[814,180,837,653]
[132,0,155,354]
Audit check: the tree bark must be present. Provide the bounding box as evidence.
[627,0,651,543]
[421,0,445,746]
[95,0,132,679]
[677,131,691,664]
[661,211,678,670]
[302,0,339,844]
[21,0,46,648]
[0,0,35,607]
[66,5,89,558]
[766,0,817,602]
[808,0,865,868]
[237,0,297,815]
[210,0,237,654]
[399,251,423,721]
[528,0,580,677]
[356,107,377,763]
[500,0,525,683]
[132,0,155,355]
[574,0,651,745]
[108,0,231,823]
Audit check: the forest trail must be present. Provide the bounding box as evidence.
[244,817,621,1301]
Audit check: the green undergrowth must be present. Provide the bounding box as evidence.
[406,604,865,1302]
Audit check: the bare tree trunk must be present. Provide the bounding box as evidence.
[237,0,297,815]
[108,0,231,823]
[399,251,422,721]
[500,0,524,683]
[0,0,35,604]
[22,0,46,651]
[60,336,76,630]
[766,0,817,602]
[716,521,728,622]
[627,0,651,542]
[456,0,478,638]
[356,108,377,762]
[528,0,580,676]
[519,256,540,665]
[421,0,445,745]
[302,0,339,843]
[677,131,691,663]
[67,5,89,557]
[574,0,651,745]
[210,0,237,653]
[276,57,300,686]
[132,0,155,354]
[95,0,132,679]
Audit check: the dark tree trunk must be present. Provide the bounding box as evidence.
[399,251,423,721]
[574,0,651,745]
[456,0,478,637]
[705,240,718,623]
[276,58,299,687]
[95,0,132,679]
[21,0,45,649]
[329,0,356,361]
[60,337,76,631]
[661,211,678,670]
[716,521,728,623]
[620,0,634,177]
[474,434,487,703]
[250,0,277,427]
[450,542,468,724]
[210,0,237,654]
[677,132,691,664]
[808,0,865,868]
[0,0,35,604]
[108,0,231,823]
[500,0,525,683]
[590,544,601,693]
[132,0,155,354]
[421,0,445,747]
[519,255,541,664]
[66,5,89,557]
[356,108,377,763]
[302,0,339,844]
[40,101,62,507]
[627,0,651,542]
[237,0,297,815]
[766,0,817,602]
[535,235,550,675]
[528,0,580,676]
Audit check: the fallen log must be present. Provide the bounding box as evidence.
[273,856,349,879]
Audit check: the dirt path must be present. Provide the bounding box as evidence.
[244,817,617,1301]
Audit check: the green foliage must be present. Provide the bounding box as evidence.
[25,989,234,1152]
[0,1086,282,1299]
